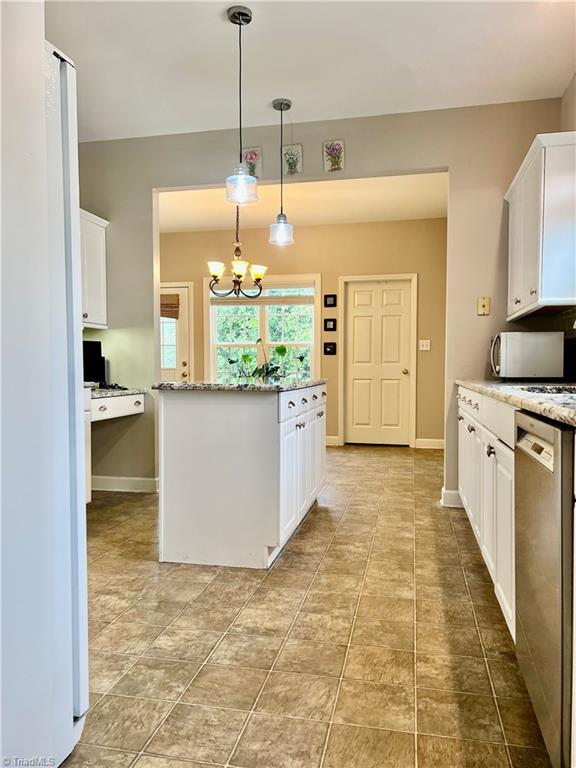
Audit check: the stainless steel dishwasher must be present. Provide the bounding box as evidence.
[515,411,574,768]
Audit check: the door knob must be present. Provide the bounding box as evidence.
[181,371,188,377]
[182,361,188,367]
[402,368,409,375]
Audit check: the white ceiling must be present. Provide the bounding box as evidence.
[45,1,576,143]
[158,173,448,232]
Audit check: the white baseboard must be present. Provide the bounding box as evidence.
[326,435,343,447]
[415,438,445,449]
[91,475,158,493]
[441,487,463,508]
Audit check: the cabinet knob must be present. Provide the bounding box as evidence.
[467,424,475,434]
[457,415,464,421]
[98,404,107,412]
[301,398,308,404]
[529,288,537,296]
[514,297,521,305]
[312,394,318,401]
[486,444,495,457]
[288,400,295,408]
[318,410,324,418]
[322,391,326,397]
[473,403,479,410]
[82,312,88,319]
[134,400,142,407]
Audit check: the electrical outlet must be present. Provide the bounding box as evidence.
[419,339,431,351]
[477,296,491,316]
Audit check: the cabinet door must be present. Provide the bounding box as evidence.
[494,440,515,639]
[317,405,326,491]
[481,429,496,578]
[467,417,483,543]
[457,411,468,512]
[280,417,299,544]
[520,149,544,308]
[298,413,312,521]
[81,214,107,327]
[309,407,320,504]
[507,184,524,316]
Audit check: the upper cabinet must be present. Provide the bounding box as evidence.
[80,209,109,328]
[505,132,576,321]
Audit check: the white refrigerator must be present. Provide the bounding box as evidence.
[43,42,89,761]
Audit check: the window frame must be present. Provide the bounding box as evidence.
[203,274,322,381]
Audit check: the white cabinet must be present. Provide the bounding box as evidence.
[505,132,576,320]
[80,209,109,328]
[280,417,299,542]
[457,386,516,638]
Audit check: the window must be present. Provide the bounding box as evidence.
[209,281,318,381]
[160,316,177,369]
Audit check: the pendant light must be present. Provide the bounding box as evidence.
[208,205,267,298]
[225,6,258,206]
[269,98,294,246]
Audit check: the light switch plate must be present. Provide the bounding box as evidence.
[419,339,431,351]
[477,296,491,315]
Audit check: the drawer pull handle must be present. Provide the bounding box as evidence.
[134,400,142,407]
[530,288,537,296]
[457,415,463,422]
[312,394,318,400]
[322,391,326,397]
[514,297,521,305]
[288,400,295,408]
[473,403,479,410]
[301,398,308,404]
[318,410,324,418]
[98,405,107,412]
[467,424,475,434]
[486,444,495,457]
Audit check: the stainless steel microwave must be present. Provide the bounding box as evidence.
[490,332,564,378]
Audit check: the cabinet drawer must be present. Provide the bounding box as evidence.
[279,391,305,422]
[91,394,145,422]
[481,396,518,449]
[457,387,482,418]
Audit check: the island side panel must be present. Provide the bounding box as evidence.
[158,389,280,568]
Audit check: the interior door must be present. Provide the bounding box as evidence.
[160,284,192,382]
[345,279,412,444]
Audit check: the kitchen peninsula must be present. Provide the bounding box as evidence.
[153,380,327,568]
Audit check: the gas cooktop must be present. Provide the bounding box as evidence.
[520,385,576,395]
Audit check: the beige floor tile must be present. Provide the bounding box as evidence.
[146,703,246,763]
[487,658,528,699]
[308,572,363,593]
[181,664,267,710]
[351,618,414,650]
[357,595,414,623]
[81,695,171,751]
[90,623,163,655]
[497,698,546,748]
[417,735,508,767]
[109,657,199,700]
[135,757,212,768]
[323,724,414,768]
[230,604,297,637]
[274,639,347,677]
[88,594,135,624]
[507,746,553,767]
[63,745,137,768]
[89,651,137,694]
[263,569,316,589]
[255,670,338,721]
[300,592,357,617]
[144,627,222,662]
[416,598,475,627]
[417,688,503,742]
[334,679,415,731]
[230,712,328,768]
[345,645,414,686]
[141,579,207,602]
[289,613,353,644]
[416,623,483,658]
[480,627,517,659]
[120,600,186,626]
[164,563,220,582]
[210,633,283,669]
[172,603,240,631]
[416,653,492,694]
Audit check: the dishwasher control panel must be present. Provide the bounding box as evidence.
[517,431,554,471]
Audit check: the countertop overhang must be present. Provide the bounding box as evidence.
[89,386,147,399]
[456,380,576,428]
[153,379,326,393]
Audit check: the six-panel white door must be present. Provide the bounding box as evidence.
[345,280,412,444]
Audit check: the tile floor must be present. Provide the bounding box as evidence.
[67,446,551,768]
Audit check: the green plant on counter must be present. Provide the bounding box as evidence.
[251,338,287,382]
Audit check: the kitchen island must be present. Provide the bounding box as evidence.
[153,380,327,568]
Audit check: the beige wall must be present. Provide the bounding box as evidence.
[160,219,447,441]
[561,74,576,131]
[79,98,560,489]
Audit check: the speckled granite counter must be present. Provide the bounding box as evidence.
[91,388,147,399]
[456,380,576,428]
[153,379,326,393]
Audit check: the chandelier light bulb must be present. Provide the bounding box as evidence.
[250,264,268,281]
[208,261,226,280]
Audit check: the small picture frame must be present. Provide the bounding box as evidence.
[323,342,337,356]
[324,318,337,332]
[323,140,344,172]
[282,144,303,176]
[242,147,262,178]
[324,294,337,308]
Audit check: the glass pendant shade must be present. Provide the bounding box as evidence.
[269,213,294,246]
[208,261,226,279]
[250,264,268,281]
[226,164,258,206]
[231,259,250,279]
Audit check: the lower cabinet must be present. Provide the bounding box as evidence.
[279,404,326,546]
[457,388,516,639]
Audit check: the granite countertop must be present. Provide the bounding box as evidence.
[456,380,576,428]
[153,379,326,393]
[91,388,147,399]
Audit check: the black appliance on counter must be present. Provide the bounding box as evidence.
[83,340,106,383]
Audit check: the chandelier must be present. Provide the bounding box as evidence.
[208,206,267,298]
